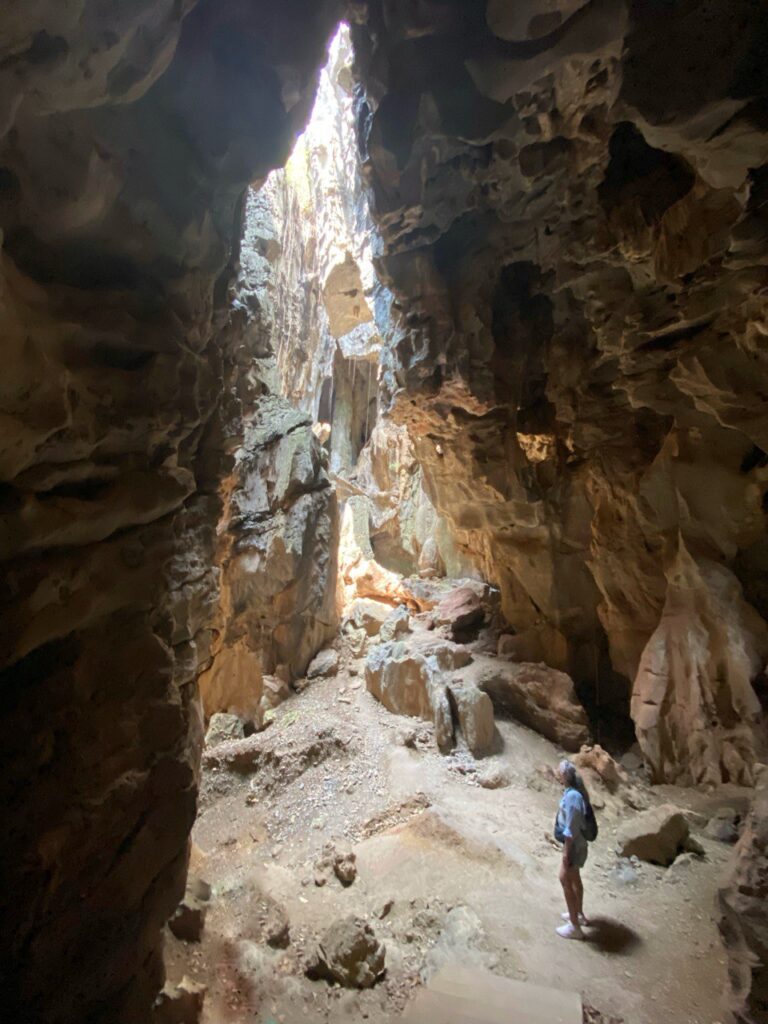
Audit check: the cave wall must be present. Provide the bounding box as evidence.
[350,0,768,778]
[0,2,339,1020]
[241,23,464,596]
[2,2,768,1022]
[199,186,340,719]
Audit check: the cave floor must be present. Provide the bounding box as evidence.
[167,665,748,1024]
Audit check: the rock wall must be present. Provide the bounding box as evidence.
[351,1,768,768]
[199,187,339,719]
[0,2,339,1021]
[719,773,768,1023]
[245,23,466,595]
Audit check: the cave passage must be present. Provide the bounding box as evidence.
[2,4,767,1024]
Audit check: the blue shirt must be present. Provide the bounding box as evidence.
[557,787,587,844]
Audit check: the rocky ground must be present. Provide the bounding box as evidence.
[164,637,752,1024]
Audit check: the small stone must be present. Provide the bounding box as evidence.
[306,916,386,989]
[477,765,510,789]
[307,649,340,679]
[334,851,357,887]
[204,712,245,748]
[376,899,394,920]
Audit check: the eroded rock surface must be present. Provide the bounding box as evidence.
[0,3,339,1021]
[718,775,768,1023]
[351,0,768,776]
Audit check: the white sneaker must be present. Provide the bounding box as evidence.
[561,912,588,925]
[556,922,585,940]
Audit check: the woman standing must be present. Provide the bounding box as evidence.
[554,759,591,940]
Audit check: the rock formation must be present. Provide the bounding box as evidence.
[350,1,768,779]
[0,3,340,1021]
[719,774,768,1023]
[2,2,768,1023]
[199,185,339,722]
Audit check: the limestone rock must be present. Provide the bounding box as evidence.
[350,0,768,779]
[446,684,496,758]
[718,776,768,1022]
[418,536,446,578]
[260,674,291,717]
[436,587,485,639]
[204,713,245,749]
[345,598,393,637]
[632,548,768,785]
[344,626,368,659]
[573,745,628,794]
[616,805,691,866]
[308,916,386,989]
[470,659,590,751]
[379,605,411,644]
[307,649,340,679]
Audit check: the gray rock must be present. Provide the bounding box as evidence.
[616,804,690,866]
[204,712,245,748]
[379,605,411,644]
[345,598,392,637]
[307,648,339,679]
[447,683,495,758]
[705,807,740,843]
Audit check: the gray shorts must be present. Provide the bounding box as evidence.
[567,842,588,869]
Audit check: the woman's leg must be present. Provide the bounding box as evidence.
[559,861,580,928]
[573,868,584,917]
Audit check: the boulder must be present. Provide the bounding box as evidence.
[379,605,411,643]
[344,626,368,658]
[260,674,291,716]
[365,638,471,722]
[573,744,627,793]
[418,536,445,578]
[469,659,590,751]
[616,805,692,866]
[307,648,339,679]
[345,598,392,637]
[307,916,386,989]
[436,587,485,639]
[447,684,496,758]
[204,713,245,748]
[365,637,475,754]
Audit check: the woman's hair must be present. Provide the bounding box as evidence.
[559,759,589,799]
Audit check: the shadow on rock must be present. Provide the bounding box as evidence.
[586,917,642,955]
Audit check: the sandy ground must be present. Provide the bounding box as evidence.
[166,665,750,1024]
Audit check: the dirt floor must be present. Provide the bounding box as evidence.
[166,661,751,1024]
